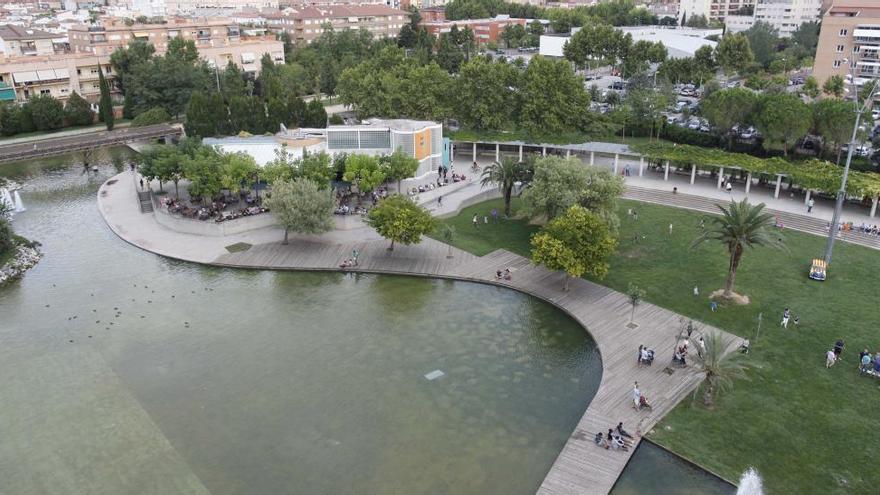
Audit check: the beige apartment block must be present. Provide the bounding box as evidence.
[679,0,756,21]
[265,5,407,44]
[0,24,64,57]
[814,1,880,87]
[68,18,244,56]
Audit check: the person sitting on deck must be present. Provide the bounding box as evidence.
[503,268,512,280]
[495,270,503,280]
[594,432,608,449]
[616,422,634,439]
[638,395,652,411]
[339,259,353,268]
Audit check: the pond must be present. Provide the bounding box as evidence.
[0,148,733,494]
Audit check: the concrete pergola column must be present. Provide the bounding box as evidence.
[663,160,670,181]
[590,151,595,166]
[542,146,547,157]
[613,154,619,175]
[871,197,879,218]
[638,156,644,176]
[717,167,725,189]
[495,143,500,162]
[690,165,696,184]
[804,189,812,205]
[774,174,782,199]
[518,145,523,162]
[472,142,477,163]
[745,172,752,195]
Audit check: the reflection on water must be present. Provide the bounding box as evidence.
[612,439,737,494]
[1,150,601,494]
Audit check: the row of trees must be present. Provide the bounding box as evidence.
[0,92,100,136]
[563,21,668,78]
[445,0,660,32]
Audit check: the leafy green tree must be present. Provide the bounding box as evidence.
[98,66,114,130]
[754,93,811,156]
[131,106,171,127]
[822,75,845,98]
[520,156,624,228]
[28,94,64,131]
[182,146,223,203]
[0,103,21,136]
[153,147,186,196]
[343,154,386,195]
[439,223,456,258]
[296,152,336,187]
[381,148,419,191]
[501,23,527,48]
[813,98,857,164]
[790,21,820,58]
[531,205,617,291]
[264,178,336,245]
[480,157,530,217]
[455,57,519,130]
[228,96,267,134]
[287,96,307,127]
[304,99,327,128]
[563,22,630,73]
[64,91,94,127]
[219,61,248,99]
[436,33,465,73]
[692,199,785,299]
[220,152,258,193]
[262,146,298,184]
[693,331,748,409]
[126,38,212,117]
[519,56,590,136]
[802,76,820,99]
[366,194,436,251]
[701,88,759,149]
[627,282,646,323]
[686,14,709,28]
[743,21,779,67]
[715,33,754,75]
[185,91,225,137]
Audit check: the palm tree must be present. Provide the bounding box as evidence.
[480,157,529,217]
[693,331,747,409]
[692,199,785,299]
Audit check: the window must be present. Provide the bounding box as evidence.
[853,46,860,53]
[833,60,842,68]
[839,29,848,36]
[837,45,845,52]
[40,89,50,95]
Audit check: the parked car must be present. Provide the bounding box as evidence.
[609,81,625,91]
[872,109,880,121]
[687,118,701,130]
[740,126,758,139]
[855,145,871,157]
[674,101,688,112]
[666,115,677,124]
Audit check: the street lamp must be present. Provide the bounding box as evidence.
[823,59,880,265]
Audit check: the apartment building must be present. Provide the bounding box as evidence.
[0,53,117,103]
[679,0,756,22]
[266,5,407,44]
[814,1,880,87]
[68,18,245,56]
[725,0,822,37]
[0,24,64,56]
[420,15,528,45]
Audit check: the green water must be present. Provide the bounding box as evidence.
[0,148,733,494]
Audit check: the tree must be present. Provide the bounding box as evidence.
[439,223,456,258]
[693,331,747,409]
[530,205,617,291]
[822,75,845,98]
[686,14,709,28]
[125,38,211,117]
[790,21,820,58]
[563,22,629,73]
[131,106,170,127]
[366,194,436,250]
[715,33,754,75]
[754,93,811,156]
[480,157,530,217]
[98,65,114,130]
[627,282,646,323]
[802,76,820,99]
[153,147,186,197]
[381,148,419,191]
[185,91,225,137]
[343,154,386,195]
[27,94,64,131]
[813,98,857,164]
[264,178,335,245]
[220,152,258,193]
[0,103,21,136]
[520,156,624,228]
[64,91,94,127]
[519,56,590,136]
[296,152,336,187]
[692,200,785,299]
[436,33,465,73]
[502,23,527,48]
[304,99,327,128]
[182,146,223,203]
[743,22,779,67]
[701,88,758,149]
[455,57,519,130]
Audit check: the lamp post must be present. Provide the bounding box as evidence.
[823,61,879,265]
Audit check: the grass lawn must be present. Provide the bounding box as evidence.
[435,197,880,494]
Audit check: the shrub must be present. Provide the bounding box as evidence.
[660,122,722,147]
[131,106,171,127]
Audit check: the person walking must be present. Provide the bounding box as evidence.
[781,308,791,328]
[473,214,478,228]
[632,381,641,409]
[826,349,837,368]
[697,336,706,358]
[437,195,442,207]
[491,208,498,223]
[725,180,733,193]
[139,178,144,190]
[668,223,673,236]
[807,198,814,213]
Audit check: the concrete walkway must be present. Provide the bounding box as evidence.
[99,171,740,494]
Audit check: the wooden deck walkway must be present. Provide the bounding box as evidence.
[213,241,741,495]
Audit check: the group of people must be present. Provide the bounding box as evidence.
[334,204,368,216]
[781,308,800,328]
[339,249,360,269]
[637,345,655,366]
[159,196,267,222]
[495,268,512,281]
[594,422,635,451]
[853,223,880,236]
[859,348,880,376]
[632,381,652,411]
[472,209,500,227]
[825,339,846,368]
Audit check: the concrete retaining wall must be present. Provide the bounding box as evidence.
[153,206,277,236]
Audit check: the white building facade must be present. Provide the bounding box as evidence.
[725,0,822,37]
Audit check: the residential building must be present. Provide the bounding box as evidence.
[678,0,756,22]
[131,0,167,17]
[419,6,446,22]
[420,15,528,45]
[0,24,64,56]
[68,18,244,56]
[165,0,278,15]
[266,5,407,44]
[814,1,880,88]
[0,53,117,102]
[725,0,822,37]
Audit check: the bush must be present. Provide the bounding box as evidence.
[660,122,722,147]
[328,114,344,125]
[131,106,171,127]
[0,218,13,254]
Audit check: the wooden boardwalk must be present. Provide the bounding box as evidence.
[214,241,741,495]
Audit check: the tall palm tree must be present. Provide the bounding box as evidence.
[692,199,785,299]
[693,331,747,409]
[480,157,529,217]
